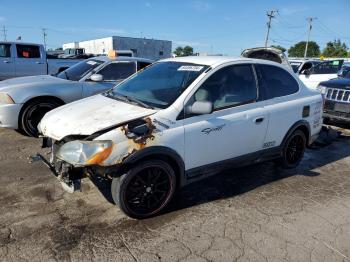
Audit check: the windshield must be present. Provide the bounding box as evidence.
[105,62,208,109]
[57,59,104,81]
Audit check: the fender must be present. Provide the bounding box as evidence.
[122,146,186,187]
[280,120,311,150]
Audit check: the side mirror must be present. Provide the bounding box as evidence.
[90,74,103,82]
[302,69,310,76]
[187,101,213,115]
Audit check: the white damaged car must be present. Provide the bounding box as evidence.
[37,56,323,219]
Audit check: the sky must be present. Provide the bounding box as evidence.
[0,0,349,55]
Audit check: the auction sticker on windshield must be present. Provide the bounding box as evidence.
[178,65,204,71]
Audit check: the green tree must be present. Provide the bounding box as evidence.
[173,46,184,57]
[173,46,194,57]
[183,46,194,56]
[322,39,348,57]
[288,41,320,57]
[271,45,286,53]
[55,47,63,51]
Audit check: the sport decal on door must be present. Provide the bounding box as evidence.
[201,124,226,135]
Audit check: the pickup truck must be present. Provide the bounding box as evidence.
[0,42,81,80]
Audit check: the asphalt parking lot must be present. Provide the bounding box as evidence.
[1,126,350,262]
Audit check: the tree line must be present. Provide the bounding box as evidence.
[174,39,349,58]
[273,39,349,58]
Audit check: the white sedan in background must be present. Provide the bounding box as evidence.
[0,56,153,136]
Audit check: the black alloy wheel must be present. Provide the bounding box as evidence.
[112,160,176,219]
[280,130,306,169]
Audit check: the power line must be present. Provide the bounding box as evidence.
[264,10,278,47]
[304,17,317,58]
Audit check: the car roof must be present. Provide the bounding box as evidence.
[0,41,43,46]
[160,55,290,69]
[88,56,154,63]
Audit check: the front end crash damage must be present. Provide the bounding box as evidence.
[35,116,166,192]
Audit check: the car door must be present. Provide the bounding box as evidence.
[82,61,137,97]
[0,43,14,80]
[183,63,269,171]
[299,60,343,89]
[14,44,46,76]
[255,64,303,148]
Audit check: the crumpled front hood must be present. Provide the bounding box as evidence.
[39,94,157,140]
[0,75,69,93]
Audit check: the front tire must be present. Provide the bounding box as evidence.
[279,130,306,169]
[111,160,176,219]
[20,99,62,137]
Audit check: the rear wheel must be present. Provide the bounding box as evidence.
[20,99,62,137]
[279,130,306,169]
[111,160,176,219]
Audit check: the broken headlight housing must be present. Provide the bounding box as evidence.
[0,93,15,104]
[56,140,113,166]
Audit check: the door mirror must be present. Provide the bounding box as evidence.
[90,74,103,82]
[187,101,213,115]
[302,69,311,76]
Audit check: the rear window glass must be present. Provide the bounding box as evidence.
[257,64,299,99]
[16,45,41,58]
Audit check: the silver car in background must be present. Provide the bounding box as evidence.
[0,56,153,136]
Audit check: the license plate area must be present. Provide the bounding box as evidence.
[334,103,350,113]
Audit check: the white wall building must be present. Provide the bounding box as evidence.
[63,36,172,60]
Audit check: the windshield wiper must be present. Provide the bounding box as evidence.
[107,91,153,109]
[121,94,154,109]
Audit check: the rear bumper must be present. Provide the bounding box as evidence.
[0,103,23,129]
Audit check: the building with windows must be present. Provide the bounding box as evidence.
[63,36,172,60]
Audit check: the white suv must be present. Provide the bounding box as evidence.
[38,56,323,219]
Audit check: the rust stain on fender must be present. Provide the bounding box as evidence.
[121,117,156,151]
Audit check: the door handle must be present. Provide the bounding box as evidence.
[3,60,10,63]
[35,61,43,64]
[254,117,264,124]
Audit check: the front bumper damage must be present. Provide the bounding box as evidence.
[30,153,83,193]
[30,138,84,193]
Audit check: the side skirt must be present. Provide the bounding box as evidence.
[184,146,281,185]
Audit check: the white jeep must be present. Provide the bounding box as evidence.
[38,56,323,219]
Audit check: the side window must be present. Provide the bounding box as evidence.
[257,64,299,99]
[137,61,151,71]
[0,44,11,57]
[16,45,41,58]
[311,60,343,74]
[97,62,136,81]
[192,64,257,111]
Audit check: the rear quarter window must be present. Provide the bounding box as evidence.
[257,64,299,99]
[16,45,41,58]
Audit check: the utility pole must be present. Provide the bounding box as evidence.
[264,10,277,47]
[2,25,7,41]
[304,17,317,58]
[42,28,47,50]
